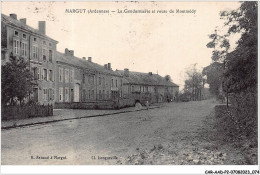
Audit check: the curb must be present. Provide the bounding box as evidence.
[1,106,161,130]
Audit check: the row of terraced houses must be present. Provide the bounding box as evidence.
[1,13,179,108]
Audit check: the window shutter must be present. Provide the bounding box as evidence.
[52,89,55,101]
[52,70,55,82]
[41,68,43,80]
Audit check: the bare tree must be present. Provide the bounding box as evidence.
[184,64,204,101]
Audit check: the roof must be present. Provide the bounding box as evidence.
[1,13,58,43]
[116,70,179,87]
[55,51,122,77]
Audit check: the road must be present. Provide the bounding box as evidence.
[1,99,244,165]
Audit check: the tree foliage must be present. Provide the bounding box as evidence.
[2,55,36,106]
[202,62,224,97]
[164,75,172,82]
[223,2,257,93]
[184,64,204,101]
[205,2,257,146]
[205,2,257,96]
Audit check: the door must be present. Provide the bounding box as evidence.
[74,84,80,102]
[33,88,38,102]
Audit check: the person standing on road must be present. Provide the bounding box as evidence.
[146,101,149,110]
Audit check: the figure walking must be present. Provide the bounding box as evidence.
[146,100,149,110]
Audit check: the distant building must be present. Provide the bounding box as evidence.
[1,13,58,105]
[55,49,123,103]
[117,69,179,103]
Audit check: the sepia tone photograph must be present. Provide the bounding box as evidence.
[0,1,258,171]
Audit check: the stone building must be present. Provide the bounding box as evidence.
[1,13,179,108]
[117,69,179,103]
[1,13,58,105]
[55,49,123,103]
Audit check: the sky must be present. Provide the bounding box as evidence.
[1,1,241,89]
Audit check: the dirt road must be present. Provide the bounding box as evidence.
[1,99,244,165]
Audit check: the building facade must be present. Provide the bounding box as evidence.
[55,49,123,104]
[1,13,179,108]
[117,69,179,103]
[1,13,58,105]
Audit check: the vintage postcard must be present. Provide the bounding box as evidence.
[1,1,258,174]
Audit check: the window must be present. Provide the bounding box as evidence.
[49,70,53,81]
[43,69,47,80]
[13,39,19,54]
[14,30,18,36]
[43,89,48,101]
[43,41,46,45]
[21,42,27,57]
[89,75,94,84]
[132,86,134,92]
[22,34,27,39]
[107,91,109,99]
[83,74,85,84]
[99,77,101,85]
[82,89,86,101]
[49,43,52,46]
[65,87,69,102]
[32,67,38,80]
[49,89,55,101]
[65,69,69,83]
[33,37,37,42]
[49,50,52,62]
[121,79,123,87]
[92,90,94,99]
[111,79,114,87]
[99,90,101,99]
[103,90,105,99]
[37,68,40,80]
[59,88,63,102]
[88,90,91,99]
[103,77,105,85]
[59,68,63,82]
[116,79,118,87]
[32,46,38,59]
[42,48,47,61]
[70,70,73,83]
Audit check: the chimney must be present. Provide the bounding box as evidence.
[124,68,129,77]
[107,63,111,70]
[88,57,92,62]
[65,48,74,56]
[82,57,86,60]
[65,48,69,55]
[38,21,46,35]
[104,64,108,69]
[10,14,17,20]
[20,18,26,24]
[148,72,153,76]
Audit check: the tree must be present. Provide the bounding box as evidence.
[202,62,224,98]
[164,75,172,82]
[206,2,257,145]
[206,2,257,104]
[184,64,204,101]
[2,55,36,106]
[222,2,257,93]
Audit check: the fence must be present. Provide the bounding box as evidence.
[2,104,53,121]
